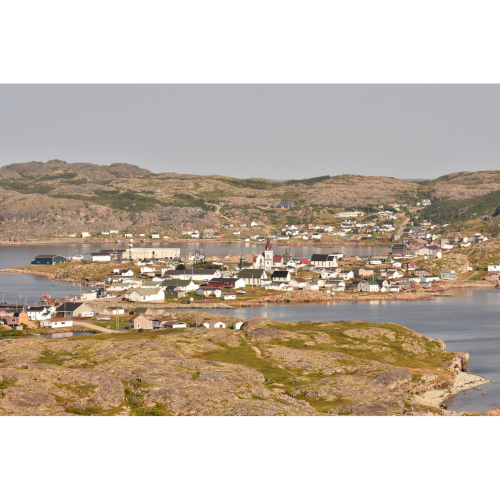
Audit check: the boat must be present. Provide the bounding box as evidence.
[52,283,59,286]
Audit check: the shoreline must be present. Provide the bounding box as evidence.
[413,372,490,410]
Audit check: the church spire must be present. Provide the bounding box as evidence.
[265,235,272,251]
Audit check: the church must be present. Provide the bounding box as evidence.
[252,236,283,270]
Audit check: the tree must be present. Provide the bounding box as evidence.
[176,264,186,270]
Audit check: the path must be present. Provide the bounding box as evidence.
[397,216,410,236]
[72,321,119,333]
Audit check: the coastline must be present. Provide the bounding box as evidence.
[413,372,490,410]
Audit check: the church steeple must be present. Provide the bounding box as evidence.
[265,235,272,251]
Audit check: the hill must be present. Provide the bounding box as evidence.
[2,160,500,236]
[0,317,477,416]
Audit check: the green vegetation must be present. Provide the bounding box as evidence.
[0,379,17,390]
[66,406,104,416]
[220,178,281,190]
[421,188,500,223]
[285,175,332,186]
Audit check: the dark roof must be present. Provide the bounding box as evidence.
[34,254,61,259]
[272,270,290,278]
[311,254,336,262]
[238,269,266,278]
[56,302,92,312]
[209,278,241,283]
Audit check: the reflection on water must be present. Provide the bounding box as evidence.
[25,331,95,339]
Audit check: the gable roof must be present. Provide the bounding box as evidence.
[129,288,163,296]
[238,269,266,278]
[56,302,93,312]
[272,270,290,278]
[311,254,336,262]
[161,279,194,287]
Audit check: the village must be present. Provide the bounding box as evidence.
[1,209,498,336]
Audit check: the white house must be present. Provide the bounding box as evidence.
[81,232,91,238]
[222,293,236,300]
[40,318,73,328]
[310,254,337,268]
[361,281,380,292]
[80,290,98,301]
[26,306,55,321]
[203,321,226,328]
[125,233,133,238]
[305,281,320,291]
[488,263,500,271]
[141,266,156,274]
[113,268,135,276]
[152,232,160,239]
[233,321,244,330]
[196,287,222,298]
[338,270,354,280]
[91,253,111,262]
[127,287,165,302]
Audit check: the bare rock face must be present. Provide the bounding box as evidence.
[447,353,469,372]
[374,368,412,389]
[245,327,289,340]
[353,403,394,416]
[485,407,500,416]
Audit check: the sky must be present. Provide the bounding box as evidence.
[0,84,499,180]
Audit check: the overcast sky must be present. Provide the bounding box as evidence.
[1,85,499,180]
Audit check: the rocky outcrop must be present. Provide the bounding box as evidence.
[374,368,412,390]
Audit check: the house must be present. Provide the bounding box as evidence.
[305,281,320,291]
[487,263,500,272]
[361,280,380,292]
[203,229,215,238]
[162,269,221,281]
[233,321,244,330]
[238,269,268,286]
[127,288,165,302]
[40,318,74,328]
[208,277,245,289]
[79,290,98,301]
[164,286,186,298]
[310,254,338,268]
[240,221,258,227]
[271,270,291,282]
[151,232,160,239]
[289,277,308,289]
[203,321,226,328]
[103,306,126,315]
[390,244,408,257]
[141,266,156,274]
[440,268,457,280]
[128,314,153,330]
[31,254,67,265]
[485,274,499,281]
[91,252,111,262]
[56,302,95,318]
[352,268,374,279]
[196,287,222,298]
[222,293,237,300]
[346,281,363,291]
[82,232,91,238]
[270,201,294,209]
[114,268,135,276]
[25,306,54,321]
[325,279,345,291]
[338,269,354,280]
[152,318,186,329]
[161,279,199,292]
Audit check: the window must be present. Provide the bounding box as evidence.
[137,323,141,328]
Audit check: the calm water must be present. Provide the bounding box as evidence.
[197,288,500,413]
[0,242,391,269]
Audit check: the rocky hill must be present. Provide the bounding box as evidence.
[2,159,500,236]
[0,317,477,416]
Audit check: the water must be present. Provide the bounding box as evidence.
[195,288,500,413]
[0,242,391,268]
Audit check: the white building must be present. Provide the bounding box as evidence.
[203,321,226,328]
[91,253,111,262]
[40,319,73,328]
[81,232,91,238]
[488,263,500,271]
[152,232,160,239]
[126,288,165,302]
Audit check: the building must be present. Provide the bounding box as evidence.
[238,269,268,286]
[56,302,95,318]
[91,253,112,262]
[31,254,67,265]
[164,286,186,298]
[81,232,91,238]
[126,288,165,302]
[270,201,295,209]
[487,263,500,272]
[203,321,226,328]
[310,254,338,268]
[161,279,199,292]
[271,270,291,282]
[128,314,153,330]
[129,248,181,260]
[162,269,221,281]
[440,268,457,280]
[152,318,186,329]
[25,306,54,321]
[196,287,222,298]
[208,277,245,289]
[361,280,380,292]
[252,236,283,270]
[40,318,74,328]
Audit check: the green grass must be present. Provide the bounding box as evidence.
[0,379,17,390]
[295,395,353,413]
[200,340,297,391]
[66,406,104,416]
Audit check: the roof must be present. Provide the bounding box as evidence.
[161,279,194,286]
[272,270,290,278]
[134,307,152,313]
[56,302,92,312]
[311,254,336,262]
[238,269,266,278]
[34,254,62,259]
[129,288,163,296]
[165,269,217,276]
[209,278,241,283]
